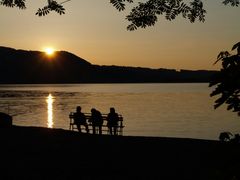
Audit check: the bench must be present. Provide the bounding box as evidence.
[69,112,124,135]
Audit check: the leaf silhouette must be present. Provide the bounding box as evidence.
[210,43,240,116]
[127,24,137,31]
[213,51,230,65]
[124,0,206,31]
[36,0,65,16]
[232,42,240,55]
[0,0,26,8]
[222,0,240,6]
[110,0,133,11]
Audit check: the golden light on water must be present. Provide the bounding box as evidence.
[46,93,54,128]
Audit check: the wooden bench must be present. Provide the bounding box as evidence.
[69,112,124,135]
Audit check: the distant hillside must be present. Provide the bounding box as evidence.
[0,46,217,83]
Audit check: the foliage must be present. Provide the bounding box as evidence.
[222,0,240,6]
[0,0,239,30]
[110,0,133,12]
[118,0,207,31]
[35,0,65,16]
[0,0,65,16]
[110,0,239,31]
[0,0,26,9]
[209,42,240,116]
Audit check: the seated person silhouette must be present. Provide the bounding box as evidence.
[89,108,103,135]
[73,106,89,133]
[107,107,119,135]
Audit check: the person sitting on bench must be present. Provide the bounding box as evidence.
[107,107,119,135]
[73,106,89,133]
[89,108,103,135]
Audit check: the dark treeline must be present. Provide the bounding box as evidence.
[0,46,217,83]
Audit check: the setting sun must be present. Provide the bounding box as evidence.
[44,47,55,56]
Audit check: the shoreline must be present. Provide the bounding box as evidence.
[0,125,239,180]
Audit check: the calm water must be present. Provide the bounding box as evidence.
[0,83,239,140]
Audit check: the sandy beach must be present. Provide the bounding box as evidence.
[0,125,239,180]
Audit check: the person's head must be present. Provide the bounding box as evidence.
[76,106,81,112]
[110,107,115,113]
[91,108,96,113]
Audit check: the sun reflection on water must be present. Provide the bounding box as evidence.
[46,93,54,128]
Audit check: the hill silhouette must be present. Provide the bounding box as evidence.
[0,46,217,83]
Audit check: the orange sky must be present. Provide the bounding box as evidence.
[0,1,239,70]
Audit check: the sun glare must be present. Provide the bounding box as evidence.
[44,47,55,56]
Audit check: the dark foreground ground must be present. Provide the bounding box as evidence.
[0,126,239,180]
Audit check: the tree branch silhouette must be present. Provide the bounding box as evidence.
[0,0,68,16]
[109,0,239,31]
[209,42,240,116]
[0,0,26,9]
[35,0,65,16]
[0,0,239,29]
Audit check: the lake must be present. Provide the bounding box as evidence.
[0,83,239,140]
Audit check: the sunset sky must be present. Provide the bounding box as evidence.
[0,1,239,70]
